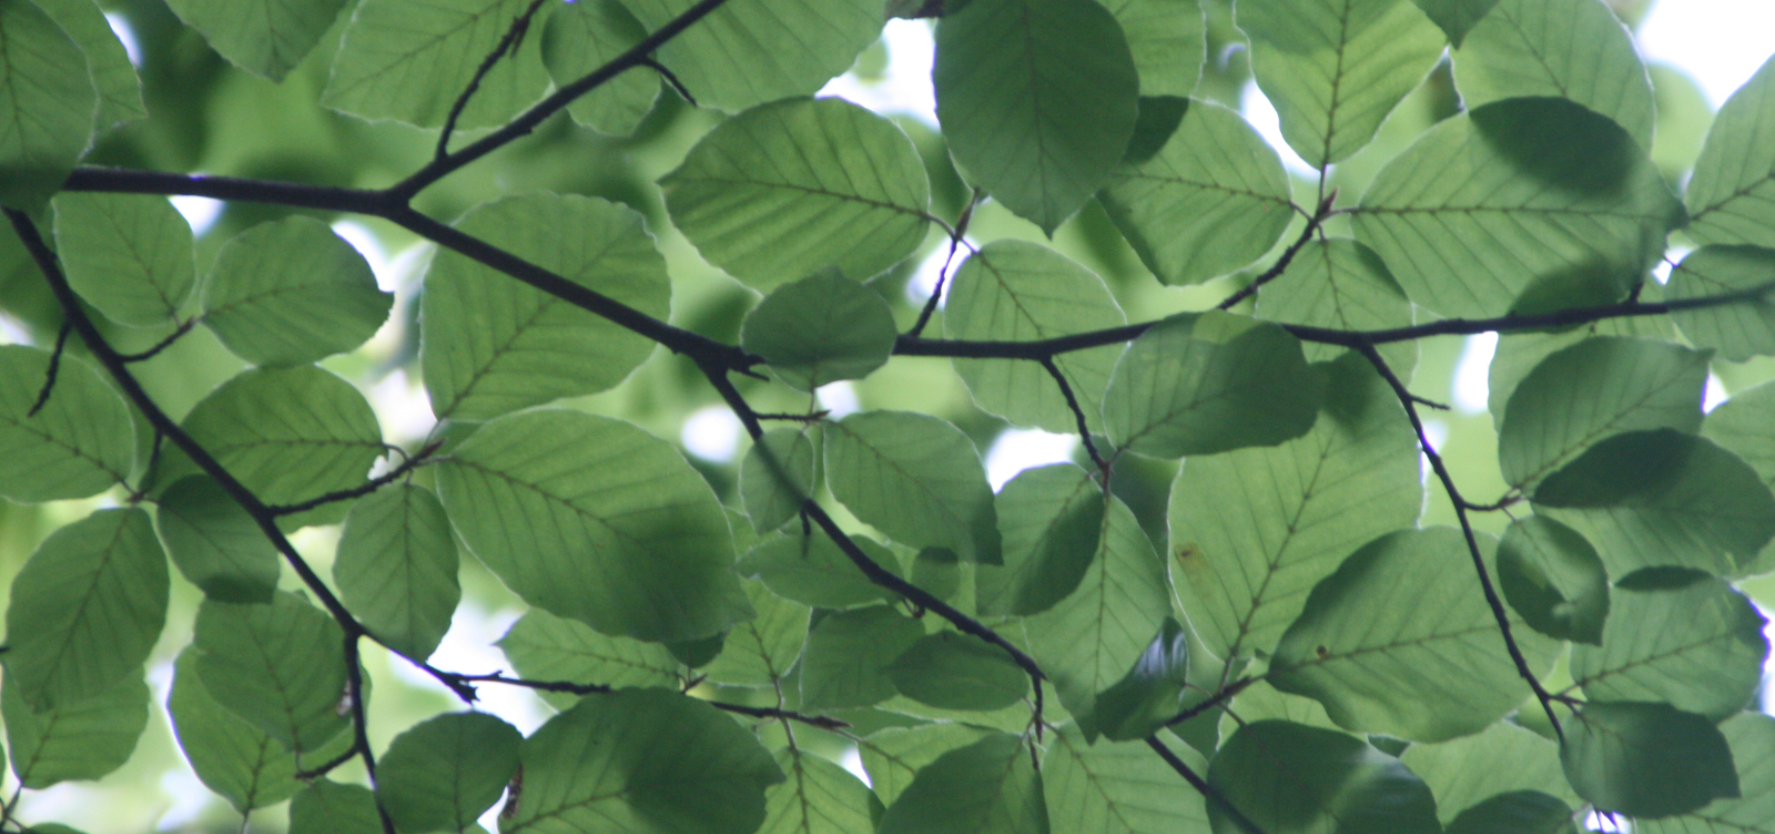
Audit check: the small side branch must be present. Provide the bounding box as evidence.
[1144,736,1269,834]
[266,440,444,517]
[1038,356,1109,476]
[641,57,697,106]
[436,0,552,159]
[443,671,848,730]
[1165,676,1257,728]
[906,191,980,339]
[116,318,197,363]
[1216,190,1334,311]
[26,320,71,417]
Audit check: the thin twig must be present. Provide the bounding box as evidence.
[26,320,71,417]
[640,57,696,105]
[443,671,850,729]
[266,440,444,516]
[436,0,551,159]
[1409,394,1451,411]
[1038,356,1109,476]
[294,742,361,780]
[1165,676,1257,728]
[1144,736,1268,834]
[907,191,980,339]
[116,318,196,363]
[342,636,397,834]
[1216,190,1335,311]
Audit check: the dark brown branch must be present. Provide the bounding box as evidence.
[1216,190,1334,311]
[1352,342,1565,744]
[26,320,70,417]
[1165,676,1257,728]
[906,192,978,339]
[436,0,552,160]
[266,440,444,517]
[1038,356,1109,475]
[63,168,395,213]
[343,636,397,834]
[443,671,849,730]
[641,57,697,106]
[1144,736,1268,834]
[294,742,361,781]
[115,318,196,363]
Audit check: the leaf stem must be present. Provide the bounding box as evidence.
[25,319,70,417]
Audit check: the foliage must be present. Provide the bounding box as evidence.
[0,0,1772,832]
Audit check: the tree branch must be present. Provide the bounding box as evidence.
[1038,356,1109,476]
[1215,190,1334,312]
[1144,736,1268,834]
[436,0,552,160]
[265,440,444,517]
[115,318,197,363]
[439,671,850,730]
[26,320,70,417]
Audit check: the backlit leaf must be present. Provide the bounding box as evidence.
[377,712,522,834]
[541,0,658,136]
[1208,720,1440,834]
[156,475,280,603]
[1497,515,1609,645]
[740,268,898,391]
[30,0,143,128]
[1445,791,1577,834]
[1705,380,1775,486]
[976,464,1104,617]
[1412,0,1499,46]
[859,723,993,807]
[1561,701,1738,818]
[799,605,923,710]
[1090,617,1189,741]
[0,0,96,212]
[738,530,902,610]
[193,592,350,754]
[50,191,192,326]
[1254,238,1416,375]
[200,216,392,367]
[1667,245,1775,361]
[289,781,381,834]
[877,733,1049,834]
[3,672,147,789]
[1636,712,1775,834]
[498,608,681,702]
[167,648,301,812]
[759,747,876,834]
[1685,54,1775,249]
[738,429,818,534]
[824,410,1000,563]
[334,483,459,660]
[1102,0,1204,98]
[1043,725,1210,834]
[702,578,809,687]
[886,631,1028,712]
[1399,720,1577,823]
[162,0,348,81]
[0,345,133,503]
[324,0,550,128]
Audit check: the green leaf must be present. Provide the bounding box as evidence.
[4,507,165,710]
[759,747,877,834]
[505,688,783,834]
[323,0,550,128]
[886,631,1028,712]
[1497,337,1709,489]
[377,712,522,834]
[541,0,658,136]
[1104,312,1321,459]
[1533,429,1775,576]
[1705,380,1775,487]
[1496,515,1610,645]
[193,592,350,754]
[739,268,898,390]
[934,0,1139,233]
[498,608,682,702]
[155,475,280,604]
[1560,701,1739,818]
[1170,352,1421,661]
[1208,720,1440,834]
[1412,0,1498,46]
[1025,493,1169,733]
[166,648,301,812]
[333,483,459,660]
[1353,97,1683,318]
[1398,721,1577,824]
[943,241,1127,432]
[1101,0,1204,98]
[289,780,382,834]
[976,464,1104,617]
[1571,568,1767,720]
[162,0,348,81]
[51,192,194,326]
[1685,55,1775,249]
[439,409,749,643]
[702,578,809,687]
[621,0,880,113]
[200,216,392,367]
[738,429,818,534]
[799,605,924,710]
[1270,528,1562,742]
[0,345,133,502]
[1445,791,1576,834]
[664,98,931,289]
[3,671,147,789]
[859,724,994,807]
[1221,678,1337,733]
[30,0,144,129]
[1099,99,1294,286]
[1238,0,1445,167]
[737,530,902,610]
[1254,239,1417,374]
[1090,618,1189,742]
[1487,312,1676,422]
[1667,245,1775,361]
[0,0,96,212]
[421,193,669,420]
[1635,712,1775,834]
[824,410,1000,564]
[878,733,1049,834]
[1452,0,1655,149]
[1043,725,1210,834]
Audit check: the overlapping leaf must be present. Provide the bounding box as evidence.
[499,608,681,700]
[1561,701,1739,818]
[859,724,994,807]
[977,464,1103,617]
[333,483,459,660]
[3,672,147,789]
[324,0,550,128]
[0,0,96,212]
[1090,618,1189,741]
[703,579,809,687]
[376,712,522,834]
[541,0,658,136]
[877,733,1049,834]
[1685,54,1775,248]
[759,748,877,834]
[824,410,1000,563]
[1496,515,1609,644]
[1102,0,1204,98]
[1486,312,1675,421]
[31,0,144,128]
[156,475,280,603]
[1446,792,1577,834]
[1412,0,1499,46]
[740,268,899,390]
[193,592,350,754]
[886,632,1028,712]
[1705,380,1775,486]
[799,605,923,709]
[289,781,382,834]
[738,530,901,610]
[1667,245,1775,361]
[163,0,349,81]
[1043,726,1210,834]
[1255,238,1417,374]
[1208,720,1441,834]
[1636,712,1775,834]
[51,191,192,326]
[166,649,302,812]
[0,345,133,503]
[1399,721,1577,823]
[738,429,818,534]
[200,216,391,366]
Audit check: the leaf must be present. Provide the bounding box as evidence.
[1025,493,1169,733]
[1238,0,1445,168]
[877,733,1049,834]
[1043,725,1210,834]
[737,530,903,610]
[1704,380,1775,487]
[376,712,522,834]
[976,464,1104,617]
[199,216,392,367]
[1101,0,1204,98]
[3,671,147,789]
[498,608,681,702]
[155,475,280,604]
[702,578,809,687]
[333,483,459,660]
[1353,97,1683,319]
[540,0,658,136]
[759,747,877,834]
[30,0,144,128]
[934,0,1139,233]
[1207,720,1440,834]
[738,429,818,534]
[664,98,931,289]
[1571,568,1767,720]
[1254,238,1416,374]
[1533,429,1775,576]
[1685,54,1775,249]
[942,241,1127,432]
[4,507,166,710]
[1635,712,1775,834]
[162,0,348,81]
[505,688,783,834]
[1398,721,1577,824]
[1270,528,1563,742]
[1445,791,1577,834]
[1496,515,1610,645]
[0,345,134,502]
[1412,0,1498,46]
[1090,618,1189,742]
[166,648,301,812]
[193,592,350,754]
[799,605,924,710]
[739,268,898,390]
[0,0,96,212]
[1169,352,1422,661]
[1452,0,1655,149]
[824,410,1000,564]
[323,0,550,128]
[420,193,669,420]
[438,409,750,643]
[886,631,1028,712]
[1667,245,1775,361]
[290,780,382,834]
[1103,312,1321,459]
[51,191,194,326]
[1560,701,1739,818]
[1486,312,1675,422]
[859,724,994,807]
[1496,337,1708,489]
[621,0,880,113]
[1099,99,1294,286]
